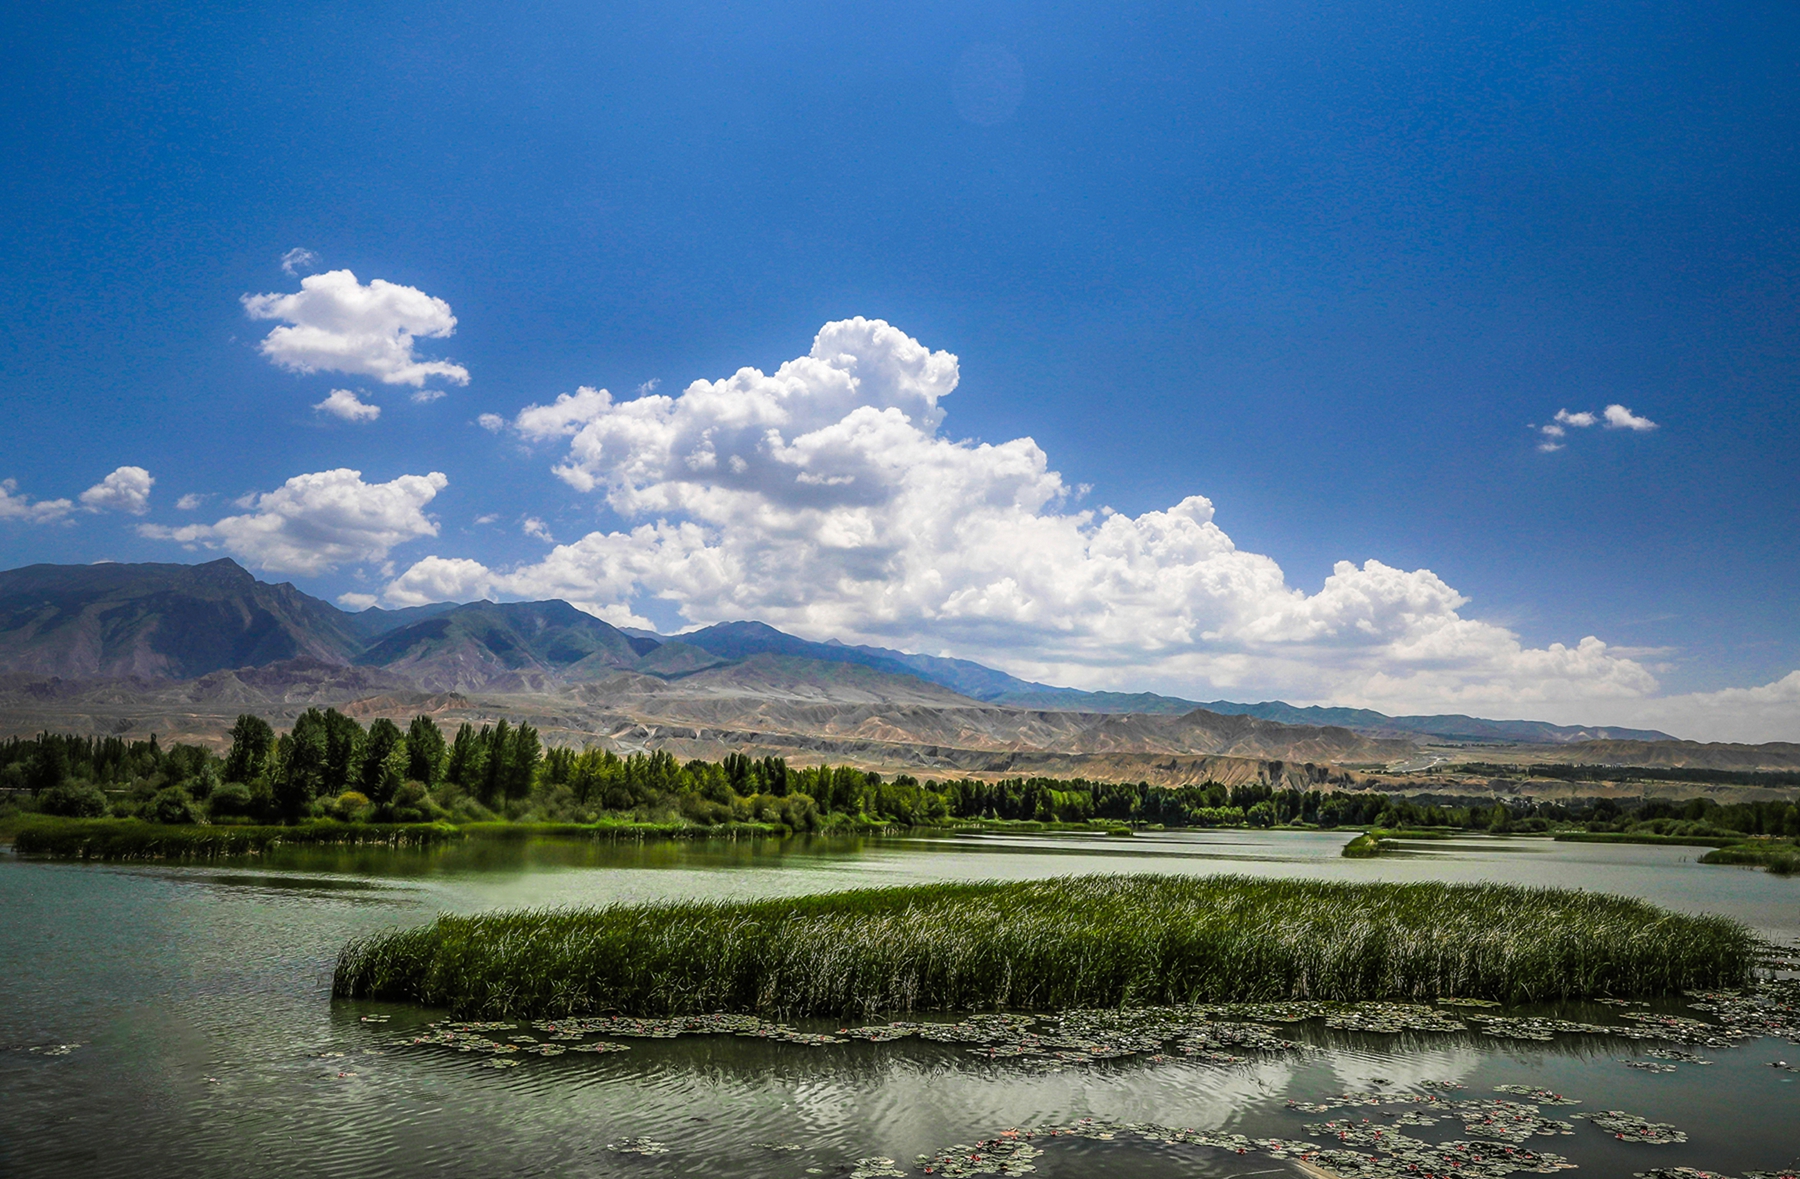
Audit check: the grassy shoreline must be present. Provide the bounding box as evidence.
[332,874,1758,1018]
[0,813,1226,861]
[0,814,831,859]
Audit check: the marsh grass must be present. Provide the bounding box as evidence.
[1700,842,1800,875]
[1555,831,1742,849]
[1339,828,1461,857]
[9,817,460,859]
[332,874,1758,1019]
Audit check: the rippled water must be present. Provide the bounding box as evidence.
[2,830,1796,1178]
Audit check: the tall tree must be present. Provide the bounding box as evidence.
[503,723,541,801]
[479,720,512,807]
[445,722,485,790]
[223,714,275,783]
[359,718,406,804]
[405,715,447,785]
[320,709,365,796]
[275,709,329,819]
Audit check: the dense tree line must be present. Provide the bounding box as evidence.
[3,717,1797,838]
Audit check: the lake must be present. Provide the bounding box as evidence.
[2,829,1796,1178]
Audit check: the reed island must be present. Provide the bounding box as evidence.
[331,874,1758,1019]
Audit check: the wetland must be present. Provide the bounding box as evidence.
[3,827,1798,1179]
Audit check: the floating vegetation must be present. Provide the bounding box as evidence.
[1573,1110,1687,1144]
[1490,1087,1576,1108]
[332,875,1760,1018]
[1325,1002,1468,1033]
[846,1158,905,1178]
[915,1106,1585,1179]
[382,971,1800,1082]
[1645,1048,1713,1064]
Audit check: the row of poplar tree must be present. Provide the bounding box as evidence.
[224,709,542,818]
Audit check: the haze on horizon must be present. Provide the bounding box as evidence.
[1,1,1795,743]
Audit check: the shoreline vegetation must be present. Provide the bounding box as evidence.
[331,874,1761,1018]
[2,710,1796,869]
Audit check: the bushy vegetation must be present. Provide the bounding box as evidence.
[333,874,1760,1018]
[11,818,459,859]
[2,720,1795,872]
[0,718,1448,833]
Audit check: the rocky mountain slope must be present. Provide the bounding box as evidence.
[0,560,1763,777]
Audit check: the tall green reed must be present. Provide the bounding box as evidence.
[333,874,1758,1018]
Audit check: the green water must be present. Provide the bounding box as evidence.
[2,829,1796,1178]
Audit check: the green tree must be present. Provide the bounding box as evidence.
[224,714,275,783]
[359,718,407,805]
[321,709,365,795]
[502,723,541,801]
[445,723,487,791]
[405,716,447,785]
[275,708,329,820]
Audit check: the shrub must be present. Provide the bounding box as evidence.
[208,782,255,819]
[330,791,371,821]
[385,781,436,824]
[39,782,108,818]
[147,787,200,825]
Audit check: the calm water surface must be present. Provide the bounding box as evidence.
[2,830,1796,1178]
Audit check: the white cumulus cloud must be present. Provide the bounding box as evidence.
[175,493,207,511]
[383,318,1676,719]
[477,413,505,432]
[141,468,448,575]
[314,389,381,422]
[242,269,470,388]
[1580,670,1800,745]
[522,516,554,543]
[337,591,379,611]
[1603,403,1657,431]
[1536,404,1657,451]
[0,478,73,523]
[77,466,155,515]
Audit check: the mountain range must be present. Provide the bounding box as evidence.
[5,558,1767,781]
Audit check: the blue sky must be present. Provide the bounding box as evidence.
[1,1,1796,739]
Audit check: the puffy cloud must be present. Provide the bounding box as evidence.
[280,247,321,277]
[522,516,554,543]
[242,269,469,388]
[0,478,73,523]
[387,318,1673,717]
[142,468,447,575]
[337,591,379,610]
[1580,670,1800,745]
[175,493,207,511]
[1603,403,1657,431]
[477,413,506,432]
[1536,405,1657,451]
[78,466,154,515]
[411,388,446,404]
[314,389,381,422]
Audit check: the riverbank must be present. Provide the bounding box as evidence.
[0,814,808,859]
[0,813,1183,860]
[332,874,1758,1018]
